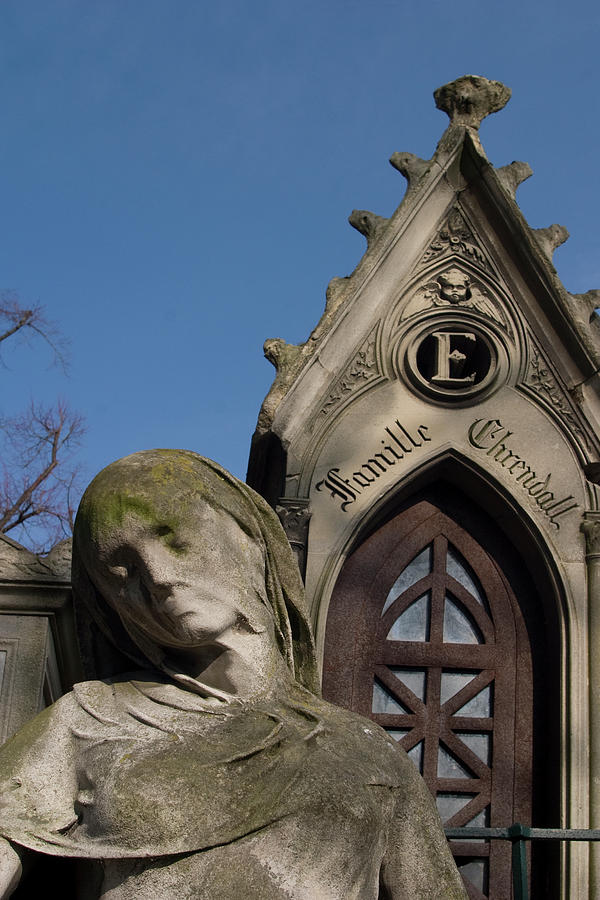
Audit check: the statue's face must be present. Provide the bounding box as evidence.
[96,502,271,651]
[438,270,469,303]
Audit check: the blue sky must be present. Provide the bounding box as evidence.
[1,0,599,544]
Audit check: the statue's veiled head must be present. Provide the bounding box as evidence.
[72,449,319,696]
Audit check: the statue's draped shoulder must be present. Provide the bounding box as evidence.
[0,675,410,860]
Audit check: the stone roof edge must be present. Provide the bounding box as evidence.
[0,532,72,585]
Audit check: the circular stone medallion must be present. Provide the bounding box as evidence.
[400,318,507,404]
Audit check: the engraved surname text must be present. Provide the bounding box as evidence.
[468,418,578,528]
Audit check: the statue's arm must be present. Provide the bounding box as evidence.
[0,838,28,899]
[379,769,467,900]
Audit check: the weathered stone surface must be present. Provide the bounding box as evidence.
[43,537,72,580]
[0,450,466,898]
[562,289,600,367]
[263,336,301,374]
[0,534,72,584]
[496,160,533,198]
[532,223,570,259]
[325,274,350,311]
[0,533,58,583]
[434,74,511,128]
[348,208,389,246]
[569,289,600,321]
[389,151,430,188]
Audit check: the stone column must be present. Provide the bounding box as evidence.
[276,498,311,580]
[581,512,600,895]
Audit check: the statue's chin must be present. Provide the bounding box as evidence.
[125,605,239,652]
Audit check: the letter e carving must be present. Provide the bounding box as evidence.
[431,332,476,386]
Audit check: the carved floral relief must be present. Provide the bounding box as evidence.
[524,344,589,449]
[314,327,380,426]
[421,209,489,269]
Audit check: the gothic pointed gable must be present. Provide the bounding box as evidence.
[248,75,600,509]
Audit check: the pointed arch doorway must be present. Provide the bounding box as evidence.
[322,484,560,899]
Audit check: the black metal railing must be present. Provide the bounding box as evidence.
[445,824,600,900]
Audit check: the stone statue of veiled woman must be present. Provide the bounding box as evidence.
[0,450,466,899]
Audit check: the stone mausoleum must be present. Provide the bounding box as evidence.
[2,76,600,899]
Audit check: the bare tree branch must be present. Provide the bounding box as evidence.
[0,307,33,344]
[0,294,85,553]
[0,292,69,371]
[0,402,84,552]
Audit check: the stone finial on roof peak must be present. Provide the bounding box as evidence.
[434,75,511,129]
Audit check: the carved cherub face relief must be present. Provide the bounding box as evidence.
[438,268,471,304]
